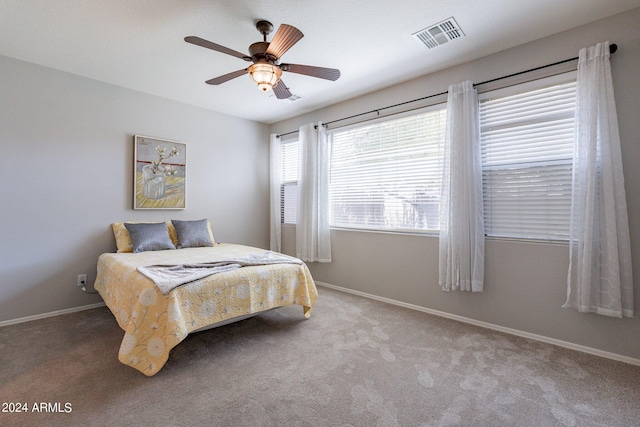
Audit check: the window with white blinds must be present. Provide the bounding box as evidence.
[280,140,299,224]
[329,107,447,232]
[479,75,576,241]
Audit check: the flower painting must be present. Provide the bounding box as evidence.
[134,135,186,209]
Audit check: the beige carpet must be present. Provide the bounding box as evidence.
[1,286,639,427]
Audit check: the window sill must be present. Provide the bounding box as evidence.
[283,223,569,245]
[484,236,569,246]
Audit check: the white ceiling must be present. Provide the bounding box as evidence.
[1,0,639,124]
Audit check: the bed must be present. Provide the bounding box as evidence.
[94,220,317,376]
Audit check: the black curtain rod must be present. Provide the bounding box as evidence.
[277,43,617,138]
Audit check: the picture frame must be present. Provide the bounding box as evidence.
[133,135,186,209]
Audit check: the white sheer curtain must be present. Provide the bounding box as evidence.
[439,81,484,292]
[296,122,331,262]
[563,41,633,318]
[269,134,282,252]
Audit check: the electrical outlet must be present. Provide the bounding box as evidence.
[77,274,87,287]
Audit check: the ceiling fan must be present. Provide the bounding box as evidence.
[185,20,341,99]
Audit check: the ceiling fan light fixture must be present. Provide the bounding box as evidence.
[248,62,282,91]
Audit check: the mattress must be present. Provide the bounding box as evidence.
[94,243,317,376]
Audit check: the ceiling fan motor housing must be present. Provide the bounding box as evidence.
[249,42,277,62]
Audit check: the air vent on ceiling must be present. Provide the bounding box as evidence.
[412,17,465,49]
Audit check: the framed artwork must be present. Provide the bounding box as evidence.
[134,135,186,209]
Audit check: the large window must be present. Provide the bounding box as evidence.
[279,74,577,241]
[479,75,576,241]
[280,139,299,224]
[329,107,447,232]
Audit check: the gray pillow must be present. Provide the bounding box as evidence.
[171,219,213,248]
[124,222,176,253]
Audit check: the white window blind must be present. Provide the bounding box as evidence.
[479,76,576,241]
[329,107,447,232]
[280,140,299,224]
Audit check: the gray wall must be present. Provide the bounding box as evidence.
[0,55,270,322]
[271,9,640,360]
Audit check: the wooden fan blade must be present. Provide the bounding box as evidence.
[185,36,250,60]
[273,80,292,99]
[280,63,341,81]
[205,69,247,85]
[265,24,303,60]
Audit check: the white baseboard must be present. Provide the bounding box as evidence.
[316,281,640,367]
[0,302,106,328]
[3,283,639,367]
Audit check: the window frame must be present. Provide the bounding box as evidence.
[478,71,577,243]
[279,72,578,243]
[327,104,448,234]
[280,138,299,225]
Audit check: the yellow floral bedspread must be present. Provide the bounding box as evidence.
[94,244,317,376]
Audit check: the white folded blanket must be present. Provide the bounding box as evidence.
[137,251,303,294]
